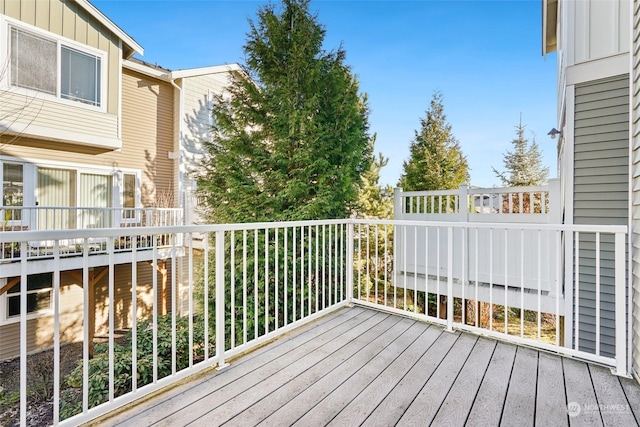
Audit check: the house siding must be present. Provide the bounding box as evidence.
[0,67,175,209]
[568,0,630,67]
[121,68,175,206]
[0,0,122,148]
[631,0,640,382]
[0,262,174,361]
[574,74,629,358]
[179,73,232,224]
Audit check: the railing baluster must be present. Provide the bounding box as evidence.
[108,236,115,402]
[595,232,601,356]
[575,232,580,351]
[265,228,269,335]
[231,230,236,347]
[204,234,210,360]
[188,232,194,367]
[293,227,297,322]
[216,230,228,368]
[242,230,247,343]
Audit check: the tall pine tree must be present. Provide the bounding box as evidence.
[197,0,372,223]
[493,117,549,187]
[398,92,469,191]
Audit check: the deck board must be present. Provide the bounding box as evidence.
[501,346,539,427]
[397,333,478,425]
[536,351,569,427]
[466,341,517,426]
[101,306,640,427]
[430,337,497,426]
[590,365,638,426]
[325,325,443,427]
[159,312,396,426]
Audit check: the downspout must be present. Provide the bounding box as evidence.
[169,77,184,223]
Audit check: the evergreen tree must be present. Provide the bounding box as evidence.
[493,117,549,187]
[197,0,372,223]
[398,92,469,191]
[355,136,393,219]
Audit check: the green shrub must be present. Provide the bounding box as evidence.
[60,314,211,420]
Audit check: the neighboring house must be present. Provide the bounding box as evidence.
[0,0,242,359]
[171,64,244,227]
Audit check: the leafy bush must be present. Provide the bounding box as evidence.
[60,314,211,420]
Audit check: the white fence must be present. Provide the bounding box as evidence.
[394,180,562,296]
[0,217,628,426]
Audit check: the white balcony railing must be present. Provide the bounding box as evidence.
[1,207,184,262]
[1,206,183,231]
[0,218,628,426]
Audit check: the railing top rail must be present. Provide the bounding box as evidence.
[0,218,627,243]
[349,218,627,234]
[397,189,459,197]
[0,206,182,212]
[0,219,349,242]
[467,184,550,194]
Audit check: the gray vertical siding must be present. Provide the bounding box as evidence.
[632,0,640,381]
[574,74,629,358]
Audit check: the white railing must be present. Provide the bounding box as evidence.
[1,206,183,231]
[395,179,561,224]
[0,218,628,426]
[394,180,563,297]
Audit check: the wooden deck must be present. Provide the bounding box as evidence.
[99,306,640,427]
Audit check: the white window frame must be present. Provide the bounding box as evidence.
[0,16,108,112]
[0,276,54,325]
[120,172,142,224]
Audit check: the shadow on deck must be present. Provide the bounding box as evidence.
[94,306,640,427]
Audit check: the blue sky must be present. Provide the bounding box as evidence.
[94,0,558,188]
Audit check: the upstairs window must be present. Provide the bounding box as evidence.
[8,25,104,108]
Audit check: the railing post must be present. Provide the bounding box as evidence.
[548,178,561,224]
[459,184,469,222]
[346,221,354,303]
[215,230,228,369]
[394,187,403,220]
[447,226,454,332]
[614,231,628,376]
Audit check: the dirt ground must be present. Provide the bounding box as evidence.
[0,343,83,427]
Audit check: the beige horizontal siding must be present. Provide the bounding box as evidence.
[0,262,176,361]
[0,91,118,143]
[1,0,122,115]
[0,273,84,361]
[121,68,176,206]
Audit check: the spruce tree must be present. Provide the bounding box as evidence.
[356,136,393,219]
[197,0,372,223]
[493,118,549,187]
[398,92,469,191]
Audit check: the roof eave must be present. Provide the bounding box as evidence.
[542,0,558,56]
[75,0,144,57]
[170,64,244,79]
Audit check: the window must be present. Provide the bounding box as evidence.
[10,27,56,95]
[61,46,101,106]
[80,173,113,227]
[8,25,103,107]
[123,173,136,219]
[2,163,23,221]
[5,273,53,319]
